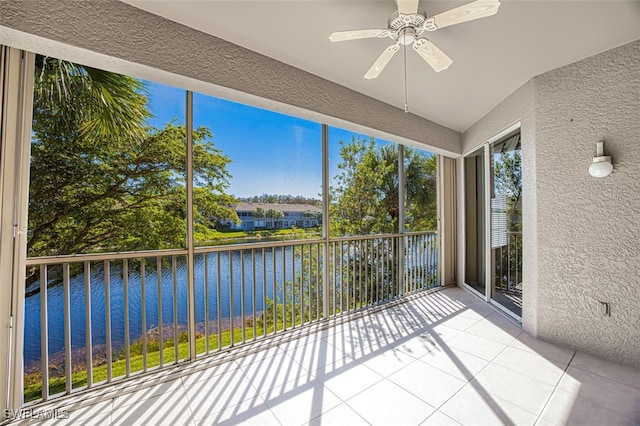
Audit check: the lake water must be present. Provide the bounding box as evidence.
[23,247,304,368]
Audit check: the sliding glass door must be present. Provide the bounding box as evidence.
[464,129,523,320]
[490,134,523,317]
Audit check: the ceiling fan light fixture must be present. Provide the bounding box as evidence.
[399,28,416,45]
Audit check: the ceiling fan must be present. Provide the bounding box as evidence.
[329,0,501,79]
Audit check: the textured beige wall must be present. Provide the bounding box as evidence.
[533,40,640,367]
[463,39,640,367]
[0,0,460,156]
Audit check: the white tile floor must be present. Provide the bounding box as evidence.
[13,287,640,426]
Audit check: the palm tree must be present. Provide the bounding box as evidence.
[251,207,266,227]
[265,208,284,228]
[33,56,148,141]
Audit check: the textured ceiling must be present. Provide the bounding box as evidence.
[122,1,640,132]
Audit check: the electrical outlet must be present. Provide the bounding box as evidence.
[598,301,610,316]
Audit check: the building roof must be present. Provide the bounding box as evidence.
[235,203,322,213]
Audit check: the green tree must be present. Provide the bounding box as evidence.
[251,207,266,228]
[494,150,522,232]
[330,137,437,236]
[405,150,438,231]
[28,56,238,260]
[329,137,438,305]
[265,208,284,220]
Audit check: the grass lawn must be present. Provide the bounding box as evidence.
[23,317,313,403]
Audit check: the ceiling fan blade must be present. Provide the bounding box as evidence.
[364,44,400,79]
[412,38,453,72]
[397,0,420,15]
[423,0,501,31]
[329,29,389,42]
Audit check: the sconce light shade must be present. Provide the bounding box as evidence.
[588,141,613,178]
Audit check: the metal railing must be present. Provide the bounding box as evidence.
[22,231,437,403]
[493,231,522,293]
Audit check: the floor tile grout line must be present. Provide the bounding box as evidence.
[437,330,558,420]
[532,350,577,426]
[320,400,373,426]
[565,356,640,390]
[482,335,578,389]
[421,409,464,426]
[385,362,461,410]
[428,331,513,416]
[177,372,197,424]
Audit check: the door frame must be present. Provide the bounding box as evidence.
[462,122,522,322]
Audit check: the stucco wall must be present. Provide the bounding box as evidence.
[0,0,460,156]
[533,39,640,367]
[463,39,640,367]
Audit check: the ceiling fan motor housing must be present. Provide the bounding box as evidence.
[388,9,427,41]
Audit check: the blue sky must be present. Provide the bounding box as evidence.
[144,81,430,199]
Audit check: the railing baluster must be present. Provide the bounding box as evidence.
[272,247,277,333]
[291,244,296,327]
[334,241,344,313]
[508,235,512,291]
[348,241,352,311]
[394,237,397,297]
[424,234,427,286]
[282,245,287,330]
[229,251,234,346]
[359,240,363,309]
[419,236,423,288]
[307,244,312,322]
[252,249,257,340]
[375,239,379,303]
[424,235,428,287]
[63,263,72,394]
[156,257,163,368]
[84,262,92,388]
[123,259,130,377]
[410,236,414,293]
[104,260,112,382]
[432,234,434,285]
[240,249,246,344]
[365,239,369,306]
[383,238,387,298]
[316,243,321,320]
[412,236,416,292]
[386,238,390,300]
[141,260,147,372]
[172,256,178,362]
[384,238,389,300]
[301,245,305,325]
[262,248,267,338]
[204,253,209,354]
[332,242,337,313]
[216,252,222,351]
[417,236,421,289]
[40,265,49,401]
[397,237,401,297]
[516,234,520,289]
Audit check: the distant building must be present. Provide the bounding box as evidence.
[232,203,322,230]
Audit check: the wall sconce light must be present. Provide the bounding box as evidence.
[588,141,613,178]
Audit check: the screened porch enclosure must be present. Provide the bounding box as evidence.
[18,54,442,406]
